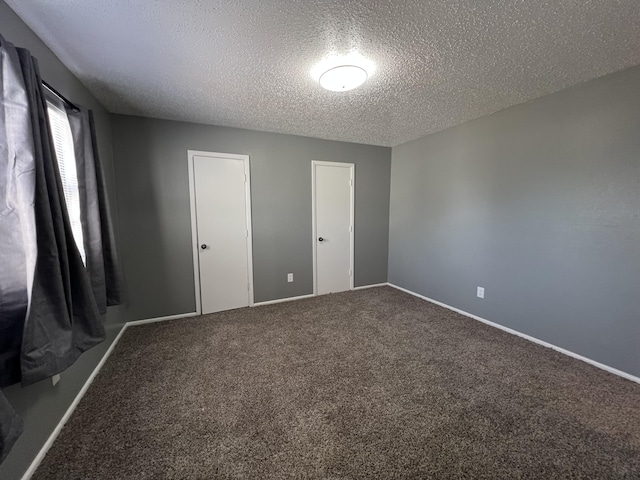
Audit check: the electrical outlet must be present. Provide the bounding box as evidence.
[287,273,293,283]
[477,286,485,299]
[52,374,61,386]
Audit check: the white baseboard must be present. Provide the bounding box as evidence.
[388,283,640,385]
[253,293,315,306]
[126,312,198,326]
[352,283,388,290]
[253,284,388,305]
[21,324,129,480]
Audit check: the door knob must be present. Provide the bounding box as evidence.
[201,244,208,249]
[318,237,324,242]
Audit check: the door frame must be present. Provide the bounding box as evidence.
[187,150,254,315]
[311,160,355,296]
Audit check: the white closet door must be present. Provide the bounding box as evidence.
[313,161,354,295]
[193,153,251,314]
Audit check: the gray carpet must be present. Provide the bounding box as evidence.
[34,287,640,479]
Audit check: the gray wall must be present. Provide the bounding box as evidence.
[111,116,391,320]
[0,2,125,479]
[389,65,640,378]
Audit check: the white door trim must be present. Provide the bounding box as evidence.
[311,160,355,296]
[187,150,254,315]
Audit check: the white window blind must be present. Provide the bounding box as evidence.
[46,100,86,265]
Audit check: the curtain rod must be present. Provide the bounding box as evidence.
[42,80,80,112]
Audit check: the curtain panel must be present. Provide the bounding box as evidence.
[0,33,122,464]
[0,33,34,464]
[66,107,122,313]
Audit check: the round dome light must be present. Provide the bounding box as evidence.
[319,65,368,92]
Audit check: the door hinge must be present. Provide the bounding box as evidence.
[349,225,353,232]
[349,269,353,276]
[247,283,250,291]
[349,179,353,187]
[244,174,247,183]
[246,229,249,238]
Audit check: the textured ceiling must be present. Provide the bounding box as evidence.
[6,0,640,147]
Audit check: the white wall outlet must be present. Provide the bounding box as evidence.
[51,374,61,386]
[477,286,485,299]
[287,273,293,283]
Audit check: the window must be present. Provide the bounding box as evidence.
[46,100,86,265]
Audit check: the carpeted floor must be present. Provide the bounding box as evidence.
[34,287,640,479]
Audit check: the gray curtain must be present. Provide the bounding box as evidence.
[0,33,122,463]
[66,107,122,314]
[0,35,37,385]
[0,32,33,461]
[16,46,105,387]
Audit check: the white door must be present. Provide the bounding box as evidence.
[312,161,354,295]
[189,151,253,314]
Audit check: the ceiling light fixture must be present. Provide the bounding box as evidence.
[319,65,368,92]
[311,51,375,93]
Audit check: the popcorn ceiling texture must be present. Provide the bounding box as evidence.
[7,0,640,146]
